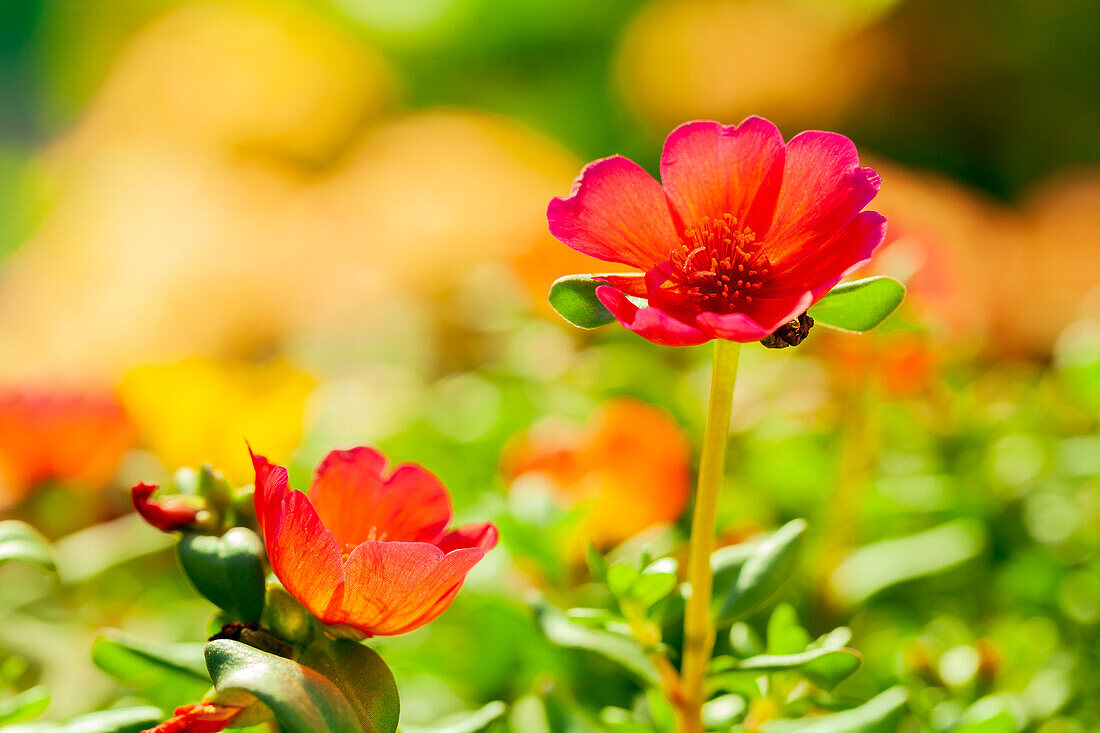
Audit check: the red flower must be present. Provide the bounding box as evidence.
[142,702,242,733]
[547,117,886,346]
[252,446,498,637]
[131,482,201,532]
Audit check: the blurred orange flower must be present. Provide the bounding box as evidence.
[252,446,498,637]
[815,330,937,398]
[0,388,134,509]
[502,399,691,548]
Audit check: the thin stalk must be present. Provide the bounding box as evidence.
[679,339,742,732]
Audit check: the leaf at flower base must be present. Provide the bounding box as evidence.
[299,638,400,733]
[808,277,906,333]
[718,520,807,624]
[204,639,361,733]
[548,274,645,329]
[2,706,165,733]
[402,702,508,733]
[732,648,863,690]
[0,686,49,725]
[829,519,987,606]
[0,521,54,572]
[178,527,266,622]
[761,686,909,733]
[535,601,660,687]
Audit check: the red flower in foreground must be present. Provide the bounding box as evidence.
[131,482,201,532]
[547,117,886,346]
[143,702,242,733]
[252,447,498,637]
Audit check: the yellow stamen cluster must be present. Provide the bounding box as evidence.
[665,213,772,311]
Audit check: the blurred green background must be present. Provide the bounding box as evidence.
[0,0,1098,731]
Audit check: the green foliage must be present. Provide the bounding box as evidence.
[761,687,910,732]
[548,274,619,329]
[0,521,54,572]
[178,527,266,622]
[0,686,49,726]
[535,600,661,687]
[401,702,507,733]
[808,277,906,332]
[299,638,400,733]
[718,519,807,623]
[204,639,363,733]
[1,706,164,733]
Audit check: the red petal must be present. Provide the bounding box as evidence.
[660,117,786,238]
[596,286,710,346]
[437,522,499,553]
[251,451,344,619]
[131,482,199,533]
[548,156,680,270]
[766,131,880,263]
[308,447,452,547]
[770,211,888,299]
[695,291,813,341]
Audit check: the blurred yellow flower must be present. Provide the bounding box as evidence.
[118,358,314,484]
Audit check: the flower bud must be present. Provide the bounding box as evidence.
[132,482,206,533]
[261,583,315,648]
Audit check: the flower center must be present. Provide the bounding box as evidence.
[662,214,772,312]
[341,526,389,558]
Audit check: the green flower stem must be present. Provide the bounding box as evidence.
[680,339,742,732]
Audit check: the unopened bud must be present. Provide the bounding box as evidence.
[261,583,315,648]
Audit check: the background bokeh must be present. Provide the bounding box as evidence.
[0,0,1098,730]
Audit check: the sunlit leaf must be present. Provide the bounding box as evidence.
[92,630,208,681]
[0,521,54,572]
[761,686,909,732]
[535,601,660,687]
[2,706,164,733]
[829,519,987,605]
[402,702,508,733]
[178,528,266,622]
[205,639,361,733]
[808,277,905,333]
[548,274,644,329]
[0,686,49,725]
[299,638,400,733]
[728,648,863,690]
[702,694,747,729]
[719,520,807,623]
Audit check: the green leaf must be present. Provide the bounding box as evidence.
[761,686,909,732]
[548,274,644,329]
[766,604,810,656]
[808,277,905,333]
[0,686,49,725]
[0,521,54,572]
[204,639,361,733]
[719,520,807,624]
[2,706,165,733]
[606,562,640,599]
[829,519,987,606]
[702,694,747,729]
[402,702,508,733]
[178,528,266,622]
[92,630,209,681]
[299,638,400,733]
[731,648,863,690]
[535,601,660,687]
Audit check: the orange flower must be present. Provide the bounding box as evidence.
[503,399,691,548]
[143,702,242,733]
[0,387,134,508]
[252,447,498,637]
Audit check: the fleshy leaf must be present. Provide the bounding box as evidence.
[178,527,266,622]
[0,521,54,572]
[205,639,361,733]
[808,276,905,333]
[548,274,645,329]
[299,638,400,733]
[727,648,863,690]
[761,686,909,732]
[718,520,807,623]
[535,601,660,687]
[0,686,49,726]
[92,630,209,681]
[829,519,987,606]
[402,702,508,733]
